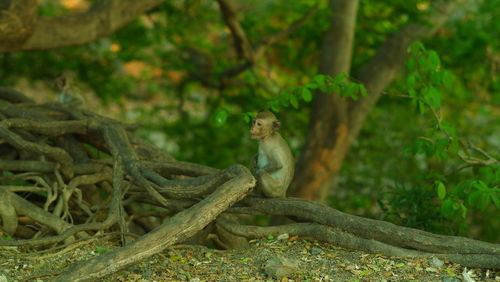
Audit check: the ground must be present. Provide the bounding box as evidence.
[0,234,498,282]
[2,87,498,281]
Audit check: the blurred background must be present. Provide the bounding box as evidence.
[1,0,498,242]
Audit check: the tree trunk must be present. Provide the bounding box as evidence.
[289,0,359,200]
[290,0,464,201]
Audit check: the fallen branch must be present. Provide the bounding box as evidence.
[242,197,499,255]
[218,218,500,269]
[55,164,255,281]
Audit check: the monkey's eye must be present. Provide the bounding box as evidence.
[256,121,262,126]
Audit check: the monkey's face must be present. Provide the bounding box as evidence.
[250,117,279,139]
[250,118,267,139]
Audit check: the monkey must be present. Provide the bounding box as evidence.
[54,73,85,107]
[250,111,294,198]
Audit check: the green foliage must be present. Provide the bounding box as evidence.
[406,42,498,221]
[435,181,446,200]
[95,247,107,254]
[213,108,229,127]
[373,41,499,239]
[266,73,366,112]
[2,0,498,242]
[1,171,31,186]
[405,41,455,113]
[378,182,444,232]
[339,6,499,238]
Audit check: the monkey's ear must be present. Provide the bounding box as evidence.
[273,120,281,130]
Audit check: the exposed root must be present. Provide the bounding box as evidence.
[0,88,498,282]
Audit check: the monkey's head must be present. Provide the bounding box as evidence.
[250,111,281,140]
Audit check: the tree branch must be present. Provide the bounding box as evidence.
[254,5,319,60]
[55,165,255,281]
[214,1,317,81]
[215,0,255,62]
[0,0,164,52]
[349,0,465,141]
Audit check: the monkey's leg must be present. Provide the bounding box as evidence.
[257,171,286,198]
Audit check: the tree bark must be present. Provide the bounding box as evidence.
[0,0,164,52]
[289,0,359,200]
[55,165,254,282]
[290,0,465,201]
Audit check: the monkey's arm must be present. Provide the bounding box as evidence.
[253,152,282,174]
[261,165,282,174]
[256,170,286,198]
[261,151,284,173]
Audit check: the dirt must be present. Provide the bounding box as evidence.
[2,86,498,281]
[1,234,498,282]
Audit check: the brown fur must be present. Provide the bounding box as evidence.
[250,111,294,197]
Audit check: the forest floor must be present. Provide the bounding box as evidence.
[4,84,498,282]
[1,234,498,282]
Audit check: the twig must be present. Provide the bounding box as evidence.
[215,0,254,62]
[254,4,318,59]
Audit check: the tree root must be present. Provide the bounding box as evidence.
[0,88,498,281]
[55,165,255,281]
[217,218,500,269]
[241,197,499,256]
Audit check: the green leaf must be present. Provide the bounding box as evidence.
[243,113,252,123]
[460,204,467,219]
[213,108,228,127]
[270,104,280,112]
[406,57,416,70]
[277,93,290,107]
[358,84,368,97]
[431,70,443,85]
[494,165,500,184]
[290,95,299,109]
[448,139,460,155]
[427,50,441,71]
[301,87,313,102]
[476,166,494,185]
[95,247,107,254]
[434,138,449,160]
[314,74,326,88]
[472,180,489,191]
[305,82,318,89]
[414,138,434,156]
[408,41,425,54]
[435,181,446,199]
[477,193,491,211]
[423,86,441,110]
[492,194,500,209]
[330,83,341,94]
[451,181,472,196]
[406,72,418,89]
[332,73,348,83]
[468,190,482,208]
[442,70,454,89]
[440,121,457,138]
[417,101,426,114]
[343,83,358,100]
[418,56,428,70]
[440,198,454,219]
